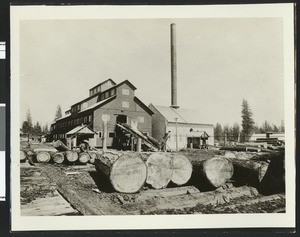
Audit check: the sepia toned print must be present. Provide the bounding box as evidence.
[11,4,295,230]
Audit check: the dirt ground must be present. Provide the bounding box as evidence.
[20,144,286,216]
[19,161,285,215]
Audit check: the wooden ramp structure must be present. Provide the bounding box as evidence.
[116,123,159,151]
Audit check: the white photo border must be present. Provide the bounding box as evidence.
[10,4,295,231]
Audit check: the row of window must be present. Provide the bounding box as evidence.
[71,87,130,115]
[90,80,113,96]
[99,88,117,101]
[53,134,66,139]
[54,132,149,140]
[54,115,92,129]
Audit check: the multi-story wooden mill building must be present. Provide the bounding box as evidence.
[50,79,153,148]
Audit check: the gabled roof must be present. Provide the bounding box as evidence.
[81,95,117,113]
[66,125,96,135]
[55,113,71,122]
[150,104,212,125]
[89,78,116,91]
[53,96,116,125]
[70,79,136,108]
[134,97,154,115]
[118,80,137,90]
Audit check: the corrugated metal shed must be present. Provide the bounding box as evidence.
[152,105,212,125]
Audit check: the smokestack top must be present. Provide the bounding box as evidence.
[170,23,179,109]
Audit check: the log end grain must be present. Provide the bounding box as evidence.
[20,150,27,161]
[79,153,90,164]
[146,153,173,189]
[52,152,65,164]
[203,157,234,188]
[65,151,79,162]
[36,151,51,163]
[170,154,192,186]
[110,154,147,193]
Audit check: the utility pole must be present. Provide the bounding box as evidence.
[175,117,178,152]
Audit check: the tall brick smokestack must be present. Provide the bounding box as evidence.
[170,23,179,109]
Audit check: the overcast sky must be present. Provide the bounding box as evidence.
[20,18,284,128]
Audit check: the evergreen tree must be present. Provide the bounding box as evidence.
[260,121,273,133]
[280,119,285,132]
[54,105,62,121]
[253,123,260,133]
[231,122,240,142]
[223,124,231,141]
[21,121,31,134]
[43,123,49,133]
[214,123,223,141]
[241,99,254,142]
[273,124,279,132]
[33,121,42,135]
[22,109,33,134]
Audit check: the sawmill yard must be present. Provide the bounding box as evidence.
[20,141,285,216]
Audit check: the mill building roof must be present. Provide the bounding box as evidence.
[150,104,212,125]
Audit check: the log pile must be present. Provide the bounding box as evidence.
[20,138,285,197]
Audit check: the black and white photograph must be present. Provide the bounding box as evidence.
[10,4,295,230]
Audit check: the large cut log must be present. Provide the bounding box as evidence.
[65,150,79,163]
[94,151,147,193]
[180,150,234,189]
[139,152,173,189]
[52,152,65,164]
[185,155,234,190]
[36,151,51,163]
[20,150,27,161]
[53,140,70,152]
[220,146,261,152]
[201,157,234,188]
[137,186,200,202]
[78,152,90,164]
[33,147,58,155]
[252,151,285,194]
[230,158,269,184]
[169,154,193,185]
[123,186,259,214]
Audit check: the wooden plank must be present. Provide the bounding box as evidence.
[21,190,79,216]
[65,171,83,175]
[21,176,47,181]
[214,193,285,213]
[39,164,135,215]
[137,186,200,202]
[124,186,259,214]
[20,162,36,168]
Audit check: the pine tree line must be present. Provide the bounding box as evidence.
[214,99,284,143]
[21,105,62,135]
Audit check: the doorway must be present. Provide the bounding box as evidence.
[187,137,201,149]
[116,114,127,124]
